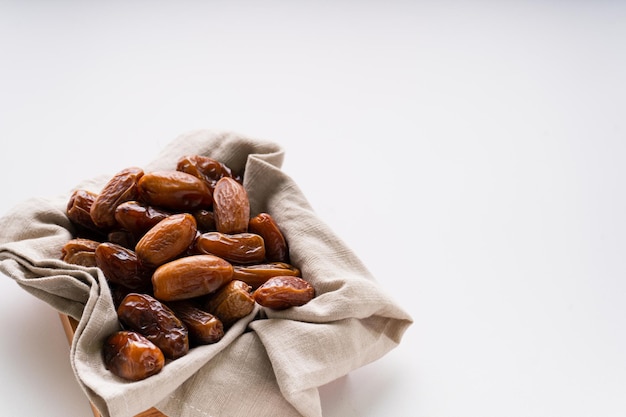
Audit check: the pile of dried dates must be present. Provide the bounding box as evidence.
[61,155,315,381]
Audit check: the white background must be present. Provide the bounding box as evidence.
[1,1,625,416]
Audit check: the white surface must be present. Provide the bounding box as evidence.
[1,1,625,416]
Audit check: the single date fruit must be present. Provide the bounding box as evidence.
[117,293,189,359]
[61,238,100,267]
[195,232,265,264]
[204,280,255,327]
[253,276,315,310]
[212,177,250,234]
[248,213,289,262]
[168,301,224,345]
[66,189,101,234]
[103,330,165,381]
[90,167,144,229]
[135,213,197,267]
[151,254,233,301]
[232,262,301,289]
[114,201,171,238]
[176,155,240,191]
[137,170,212,211]
[95,242,153,291]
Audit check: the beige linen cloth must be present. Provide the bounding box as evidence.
[0,130,413,417]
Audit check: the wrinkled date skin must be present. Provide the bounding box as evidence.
[95,242,153,291]
[176,155,241,191]
[103,330,165,381]
[204,280,255,328]
[168,301,224,345]
[253,276,315,310]
[152,254,234,301]
[135,213,197,267]
[212,177,250,234]
[115,201,171,238]
[117,293,189,359]
[232,262,301,289]
[195,232,265,265]
[138,171,213,211]
[61,238,100,267]
[90,167,144,229]
[66,189,101,234]
[248,213,289,263]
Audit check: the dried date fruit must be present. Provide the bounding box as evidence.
[192,209,216,233]
[114,201,171,238]
[135,213,197,267]
[90,167,144,229]
[232,262,301,289]
[248,213,289,262]
[61,238,100,267]
[103,330,165,381]
[63,251,98,267]
[203,280,255,328]
[137,170,212,211]
[253,276,315,310]
[168,301,224,345]
[152,254,233,301]
[195,232,265,265]
[176,155,240,191]
[95,242,153,291]
[212,177,250,234]
[66,189,102,234]
[117,293,189,359]
[63,154,316,381]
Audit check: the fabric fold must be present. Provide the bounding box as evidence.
[0,129,412,417]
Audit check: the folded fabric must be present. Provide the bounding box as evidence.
[0,129,413,417]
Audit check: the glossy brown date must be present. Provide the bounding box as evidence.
[232,262,301,289]
[152,254,233,301]
[137,170,213,211]
[253,276,315,310]
[61,238,100,267]
[135,213,197,267]
[203,280,255,328]
[90,167,144,229]
[114,201,171,238]
[248,213,289,263]
[117,293,189,359]
[176,155,240,191]
[212,177,250,234]
[95,242,153,291]
[168,301,224,345]
[195,232,265,265]
[66,189,102,234]
[103,330,165,381]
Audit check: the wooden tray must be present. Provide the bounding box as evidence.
[59,314,167,417]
